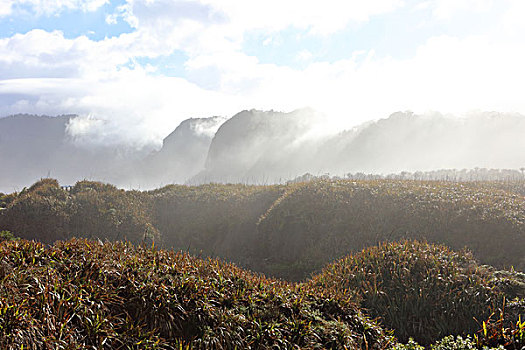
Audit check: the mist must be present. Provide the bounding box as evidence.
[1,109,525,193]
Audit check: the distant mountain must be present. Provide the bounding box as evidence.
[2,110,525,191]
[137,116,226,187]
[0,114,73,191]
[0,113,229,192]
[319,111,525,175]
[189,110,525,184]
[0,114,148,192]
[191,108,326,183]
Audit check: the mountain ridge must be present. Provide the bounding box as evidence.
[2,109,525,191]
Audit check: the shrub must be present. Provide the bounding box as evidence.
[256,180,525,280]
[2,178,525,283]
[0,180,71,243]
[68,182,157,243]
[472,307,525,350]
[150,183,282,264]
[310,241,503,345]
[431,335,480,350]
[392,338,425,350]
[0,230,18,241]
[0,239,394,349]
[0,179,157,245]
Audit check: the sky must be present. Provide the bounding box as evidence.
[0,0,524,148]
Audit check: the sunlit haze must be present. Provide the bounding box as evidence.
[3,3,525,347]
[1,0,525,146]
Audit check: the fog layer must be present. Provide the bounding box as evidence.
[1,109,525,192]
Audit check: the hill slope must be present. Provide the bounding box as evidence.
[1,178,525,282]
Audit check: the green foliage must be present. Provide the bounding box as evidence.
[392,338,425,350]
[255,180,525,279]
[2,178,525,282]
[310,241,505,345]
[68,182,157,243]
[0,236,522,348]
[0,179,157,244]
[70,180,119,194]
[472,305,525,350]
[0,179,71,242]
[27,178,62,194]
[431,336,480,350]
[1,178,524,348]
[0,238,393,349]
[150,183,282,264]
[0,192,16,209]
[0,230,18,241]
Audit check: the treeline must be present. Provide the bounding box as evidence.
[291,168,525,183]
[1,178,525,280]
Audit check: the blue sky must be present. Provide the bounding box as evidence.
[0,0,132,39]
[0,0,524,145]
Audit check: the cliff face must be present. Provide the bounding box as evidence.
[161,116,226,167]
[0,114,227,191]
[188,109,525,184]
[139,116,226,187]
[192,108,326,183]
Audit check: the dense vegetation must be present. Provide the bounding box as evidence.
[0,179,157,244]
[2,177,524,348]
[0,238,523,349]
[309,241,523,345]
[0,238,392,349]
[2,178,525,281]
[254,180,525,279]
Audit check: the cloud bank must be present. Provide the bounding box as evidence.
[1,0,525,147]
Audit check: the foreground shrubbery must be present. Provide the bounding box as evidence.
[0,238,392,349]
[1,179,524,348]
[0,238,523,349]
[310,241,512,345]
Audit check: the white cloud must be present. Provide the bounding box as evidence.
[180,32,525,130]
[296,50,313,62]
[0,30,136,80]
[0,0,13,17]
[10,0,108,16]
[0,70,245,147]
[201,0,405,35]
[2,30,525,144]
[105,0,405,57]
[499,0,525,37]
[1,0,525,148]
[117,0,405,34]
[428,0,493,20]
[105,12,118,24]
